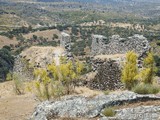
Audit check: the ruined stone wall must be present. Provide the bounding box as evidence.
[91,34,150,56]
[13,56,34,81]
[89,34,151,90]
[89,60,123,90]
[60,32,71,52]
[91,35,107,55]
[13,46,65,81]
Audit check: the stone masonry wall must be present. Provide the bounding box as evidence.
[89,60,123,90]
[90,34,151,90]
[91,34,150,56]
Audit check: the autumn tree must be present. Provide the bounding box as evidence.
[48,58,84,94]
[33,57,84,100]
[121,51,138,90]
[136,52,157,84]
[34,68,51,100]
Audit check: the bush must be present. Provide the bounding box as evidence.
[30,80,65,101]
[102,107,116,117]
[53,34,58,39]
[6,72,12,81]
[103,90,110,95]
[132,83,160,94]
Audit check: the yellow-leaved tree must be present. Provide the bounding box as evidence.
[34,68,51,100]
[121,51,138,90]
[48,57,84,94]
[136,52,157,84]
[33,57,84,100]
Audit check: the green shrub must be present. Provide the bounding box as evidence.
[102,107,116,117]
[132,83,160,94]
[6,72,12,81]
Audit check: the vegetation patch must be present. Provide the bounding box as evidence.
[132,83,160,94]
[101,107,116,117]
[13,73,24,95]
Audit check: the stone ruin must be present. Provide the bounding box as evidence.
[89,60,123,90]
[13,46,65,81]
[89,34,151,90]
[60,32,72,57]
[91,34,150,56]
[60,32,71,51]
[13,32,72,81]
[91,35,108,55]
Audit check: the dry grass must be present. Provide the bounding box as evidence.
[23,29,61,40]
[0,81,39,120]
[74,86,103,97]
[0,36,18,48]
[20,46,65,67]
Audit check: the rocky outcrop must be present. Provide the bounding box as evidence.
[31,91,160,120]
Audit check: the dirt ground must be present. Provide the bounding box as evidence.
[0,81,159,120]
[0,81,103,120]
[0,81,39,120]
[23,29,61,40]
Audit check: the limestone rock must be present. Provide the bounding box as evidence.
[31,91,160,120]
[115,106,160,120]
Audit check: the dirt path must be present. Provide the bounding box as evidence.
[0,81,39,120]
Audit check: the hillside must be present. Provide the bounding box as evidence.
[0,0,159,32]
[0,36,17,48]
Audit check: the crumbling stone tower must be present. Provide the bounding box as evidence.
[91,35,108,55]
[60,32,71,52]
